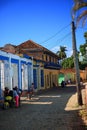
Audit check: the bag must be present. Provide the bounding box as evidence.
[5,96,12,101]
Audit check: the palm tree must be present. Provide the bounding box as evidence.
[71,1,87,105]
[56,46,67,60]
[72,0,87,26]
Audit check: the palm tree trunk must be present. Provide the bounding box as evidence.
[71,21,83,106]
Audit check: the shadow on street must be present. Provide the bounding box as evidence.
[0,86,86,130]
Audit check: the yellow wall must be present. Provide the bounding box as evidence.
[44,69,60,89]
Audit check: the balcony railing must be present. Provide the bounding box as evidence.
[44,62,61,70]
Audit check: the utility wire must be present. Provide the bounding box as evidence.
[56,31,72,44]
[40,23,71,44]
[44,31,72,48]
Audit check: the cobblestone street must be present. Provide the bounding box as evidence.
[0,86,86,130]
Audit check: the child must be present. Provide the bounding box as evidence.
[15,86,22,106]
[13,87,19,107]
[28,83,34,100]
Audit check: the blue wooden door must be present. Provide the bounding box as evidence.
[41,69,44,87]
[33,69,37,89]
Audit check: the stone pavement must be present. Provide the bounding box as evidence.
[0,86,86,130]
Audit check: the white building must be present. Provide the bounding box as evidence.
[0,51,33,97]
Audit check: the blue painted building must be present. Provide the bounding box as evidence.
[33,62,44,91]
[0,51,33,98]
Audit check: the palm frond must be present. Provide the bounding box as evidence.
[82,15,87,26]
[73,2,87,12]
[73,0,84,3]
[76,10,87,26]
[72,1,87,20]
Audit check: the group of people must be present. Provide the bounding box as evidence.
[4,86,22,108]
[61,79,72,88]
[3,83,35,108]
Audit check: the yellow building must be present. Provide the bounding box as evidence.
[16,40,61,91]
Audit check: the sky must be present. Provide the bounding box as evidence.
[0,0,87,57]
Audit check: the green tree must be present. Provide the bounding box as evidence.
[79,32,87,55]
[56,46,67,60]
[61,56,74,69]
[84,32,87,43]
[79,43,87,55]
[79,32,87,69]
[79,62,87,70]
[72,0,87,26]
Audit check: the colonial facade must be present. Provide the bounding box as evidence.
[1,40,87,95]
[0,40,61,91]
[16,40,61,89]
[0,50,33,98]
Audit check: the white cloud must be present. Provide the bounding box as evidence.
[65,45,73,57]
[67,50,73,57]
[51,46,60,53]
